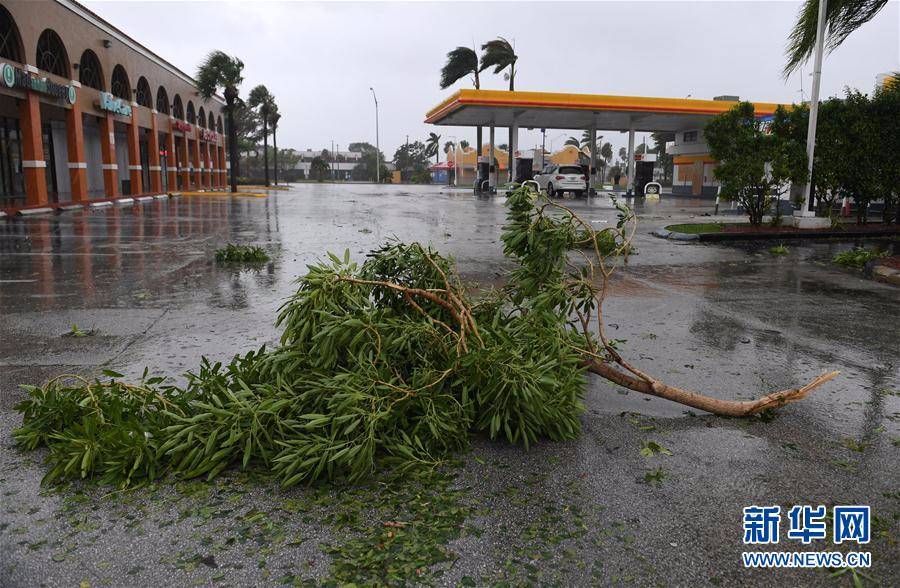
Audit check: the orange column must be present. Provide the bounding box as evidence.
[165,125,177,191]
[180,132,190,189]
[219,144,227,187]
[203,140,212,187]
[192,130,202,188]
[19,92,48,207]
[148,112,162,193]
[99,113,119,198]
[127,107,143,196]
[65,95,88,202]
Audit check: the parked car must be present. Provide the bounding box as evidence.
[533,164,587,197]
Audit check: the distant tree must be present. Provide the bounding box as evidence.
[705,102,808,226]
[196,50,244,192]
[440,47,482,164]
[351,146,388,182]
[393,141,430,181]
[310,157,329,182]
[459,140,470,150]
[425,132,442,164]
[443,140,455,154]
[564,137,580,147]
[498,143,509,151]
[348,142,376,152]
[873,80,900,223]
[480,37,518,180]
[600,142,613,165]
[651,132,675,183]
[618,147,627,162]
[270,107,281,185]
[248,85,276,186]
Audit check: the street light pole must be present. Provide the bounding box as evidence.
[331,139,335,181]
[798,0,828,221]
[369,87,380,184]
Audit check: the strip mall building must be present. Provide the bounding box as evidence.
[0,0,228,211]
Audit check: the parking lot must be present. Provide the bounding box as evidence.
[1,184,898,586]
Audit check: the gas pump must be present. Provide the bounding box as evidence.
[475,156,497,194]
[633,153,657,197]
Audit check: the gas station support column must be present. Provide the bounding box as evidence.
[626,123,635,196]
[510,113,519,183]
[589,125,597,195]
[489,125,495,191]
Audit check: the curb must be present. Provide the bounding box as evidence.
[652,228,698,241]
[654,227,899,242]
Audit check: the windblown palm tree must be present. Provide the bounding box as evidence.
[443,140,456,154]
[459,140,470,150]
[481,38,518,180]
[248,85,276,186]
[271,107,281,185]
[196,51,244,193]
[785,0,889,75]
[600,142,613,165]
[564,136,580,147]
[425,132,442,164]
[440,47,482,167]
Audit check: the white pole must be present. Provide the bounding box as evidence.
[370,87,379,184]
[798,0,828,218]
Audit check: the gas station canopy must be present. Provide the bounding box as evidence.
[425,89,783,132]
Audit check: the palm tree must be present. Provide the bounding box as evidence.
[785,0,889,75]
[196,51,244,193]
[459,140,470,150]
[600,142,613,165]
[248,85,276,186]
[443,140,455,154]
[271,106,281,185]
[480,38,518,180]
[564,136,580,147]
[425,132,442,164]
[440,47,482,172]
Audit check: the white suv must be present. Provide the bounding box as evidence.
[533,164,587,197]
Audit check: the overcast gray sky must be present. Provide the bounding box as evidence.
[85,0,899,157]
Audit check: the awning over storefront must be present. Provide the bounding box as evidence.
[425,89,783,132]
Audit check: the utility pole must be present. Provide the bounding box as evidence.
[331,139,334,181]
[405,134,409,183]
[369,87,380,184]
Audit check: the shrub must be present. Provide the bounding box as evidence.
[832,247,886,268]
[215,244,270,263]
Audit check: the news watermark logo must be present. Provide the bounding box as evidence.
[741,505,871,568]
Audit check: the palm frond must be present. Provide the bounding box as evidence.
[784,0,888,77]
[440,47,479,89]
[479,37,516,74]
[196,50,244,100]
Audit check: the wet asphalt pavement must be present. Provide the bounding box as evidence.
[0,183,898,587]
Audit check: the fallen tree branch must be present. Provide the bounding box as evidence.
[584,359,839,416]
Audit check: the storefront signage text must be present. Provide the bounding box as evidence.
[200,129,218,142]
[96,92,132,117]
[172,120,192,133]
[1,62,77,105]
